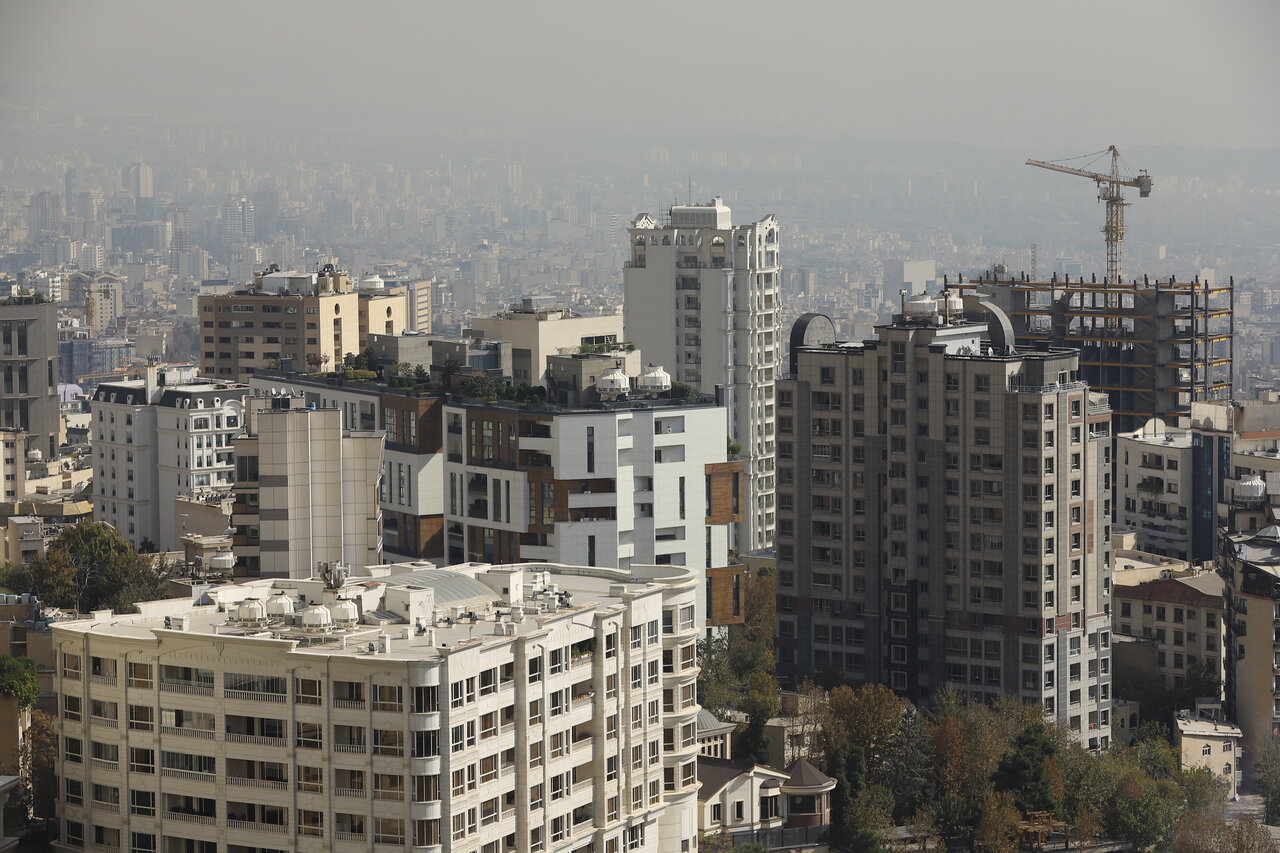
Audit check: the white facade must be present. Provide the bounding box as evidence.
[50,560,703,853]
[882,259,936,302]
[442,401,734,593]
[624,197,779,551]
[1116,419,1194,560]
[91,367,247,551]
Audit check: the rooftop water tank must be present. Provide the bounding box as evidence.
[264,592,295,617]
[1237,475,1266,500]
[209,552,236,571]
[299,604,334,632]
[236,598,266,624]
[329,598,359,627]
[360,274,385,291]
[597,368,630,396]
[904,295,938,319]
[637,364,671,394]
[937,291,963,316]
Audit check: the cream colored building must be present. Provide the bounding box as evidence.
[1112,573,1225,694]
[199,265,407,383]
[232,402,384,578]
[1174,717,1242,799]
[468,297,625,387]
[50,559,703,853]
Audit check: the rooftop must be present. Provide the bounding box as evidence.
[53,561,698,663]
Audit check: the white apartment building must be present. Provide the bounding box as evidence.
[624,197,779,551]
[441,397,741,597]
[50,559,703,853]
[92,366,249,551]
[1116,419,1196,561]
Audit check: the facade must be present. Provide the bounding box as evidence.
[249,369,447,562]
[624,198,779,552]
[776,297,1115,747]
[955,273,1233,433]
[50,559,703,853]
[198,265,407,382]
[441,396,741,605]
[467,297,625,387]
[91,366,249,551]
[1112,574,1225,692]
[0,431,26,502]
[882,259,936,303]
[1221,526,1280,782]
[0,296,60,459]
[231,403,384,578]
[695,757,834,847]
[1174,717,1242,800]
[64,272,124,337]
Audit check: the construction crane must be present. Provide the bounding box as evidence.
[1025,146,1152,284]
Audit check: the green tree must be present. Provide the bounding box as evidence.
[846,784,893,853]
[1179,767,1230,813]
[1104,773,1183,851]
[883,705,936,823]
[0,656,38,710]
[0,522,169,613]
[992,722,1060,814]
[1256,740,1280,824]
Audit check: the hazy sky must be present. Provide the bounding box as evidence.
[3,0,1278,150]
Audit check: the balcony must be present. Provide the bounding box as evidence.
[227,819,288,834]
[227,776,287,791]
[334,743,367,754]
[225,733,285,747]
[334,698,366,710]
[161,725,215,740]
[336,787,366,799]
[165,810,216,826]
[161,769,213,782]
[225,688,286,703]
[161,681,214,696]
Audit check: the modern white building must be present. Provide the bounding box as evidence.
[441,393,742,592]
[624,197,779,551]
[91,366,249,551]
[50,559,703,853]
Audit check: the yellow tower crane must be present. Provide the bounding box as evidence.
[1025,145,1153,284]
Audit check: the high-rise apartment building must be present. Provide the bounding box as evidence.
[776,295,1115,748]
[0,295,61,460]
[50,559,702,853]
[122,162,154,199]
[624,197,779,551]
[231,402,384,578]
[220,195,255,244]
[198,265,408,382]
[91,366,249,551]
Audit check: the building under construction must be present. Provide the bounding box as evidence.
[954,271,1233,433]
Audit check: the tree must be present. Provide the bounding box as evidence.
[0,656,38,711]
[25,709,57,834]
[846,785,893,853]
[882,705,936,823]
[1255,740,1280,824]
[1179,767,1230,813]
[993,722,1060,815]
[0,521,169,613]
[1172,811,1278,853]
[1104,773,1183,851]
[974,790,1022,853]
[822,683,904,780]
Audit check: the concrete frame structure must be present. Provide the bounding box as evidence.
[49,559,703,853]
[91,366,249,551]
[776,297,1114,748]
[955,272,1233,433]
[624,197,779,553]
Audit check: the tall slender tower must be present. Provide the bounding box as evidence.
[624,196,780,551]
[776,296,1115,749]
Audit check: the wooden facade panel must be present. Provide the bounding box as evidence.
[706,564,746,626]
[704,460,745,525]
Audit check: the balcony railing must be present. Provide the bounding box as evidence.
[227,819,287,833]
[336,787,366,799]
[227,777,287,790]
[161,768,213,782]
[225,689,286,703]
[225,733,286,747]
[165,811,216,826]
[161,681,214,696]
[334,743,367,754]
[335,830,366,842]
[161,725,215,740]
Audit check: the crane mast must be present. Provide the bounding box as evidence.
[1025,146,1152,284]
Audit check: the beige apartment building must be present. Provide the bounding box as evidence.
[199,265,407,382]
[1112,573,1225,693]
[231,401,384,579]
[776,295,1115,748]
[50,560,702,853]
[467,297,625,388]
[1174,716,1242,799]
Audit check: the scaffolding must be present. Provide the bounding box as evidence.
[954,272,1233,433]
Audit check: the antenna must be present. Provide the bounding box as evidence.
[687,173,692,205]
